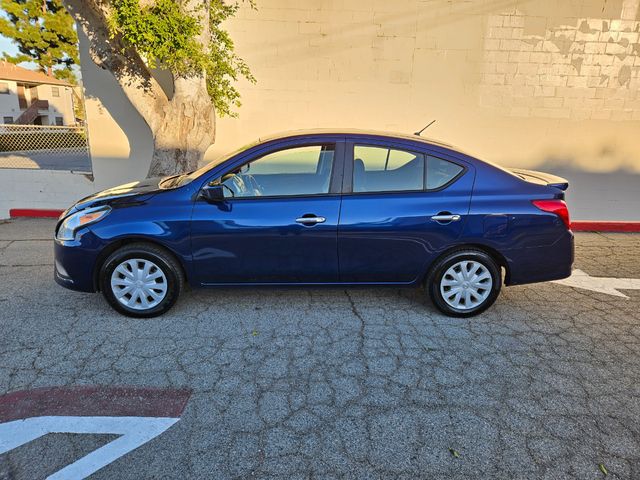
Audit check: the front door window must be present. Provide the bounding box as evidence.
[218,144,335,198]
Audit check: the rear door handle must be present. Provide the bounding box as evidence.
[296,216,326,225]
[431,214,461,223]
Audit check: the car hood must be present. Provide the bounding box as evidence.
[61,177,166,218]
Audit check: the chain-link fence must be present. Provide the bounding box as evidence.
[0,124,92,173]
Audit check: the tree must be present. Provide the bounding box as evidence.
[0,0,80,82]
[62,0,255,177]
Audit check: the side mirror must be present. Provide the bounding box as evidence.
[200,184,226,203]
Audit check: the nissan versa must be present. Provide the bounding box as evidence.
[54,130,574,318]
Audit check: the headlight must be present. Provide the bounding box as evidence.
[56,205,111,241]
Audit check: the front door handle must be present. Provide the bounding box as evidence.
[296,215,326,225]
[431,214,461,223]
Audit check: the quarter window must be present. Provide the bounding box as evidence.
[52,86,60,97]
[353,145,425,193]
[3,116,13,124]
[426,156,464,189]
[219,144,335,198]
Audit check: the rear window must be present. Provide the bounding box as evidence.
[426,156,464,189]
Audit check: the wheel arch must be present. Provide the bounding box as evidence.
[93,237,189,291]
[422,243,510,285]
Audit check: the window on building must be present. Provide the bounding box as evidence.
[0,82,9,94]
[55,117,64,126]
[3,116,14,124]
[51,86,60,97]
[353,145,425,193]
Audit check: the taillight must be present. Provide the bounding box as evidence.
[532,199,571,229]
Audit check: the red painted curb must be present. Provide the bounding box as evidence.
[572,221,640,232]
[0,386,192,422]
[10,208,64,218]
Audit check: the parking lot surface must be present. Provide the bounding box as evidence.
[1,218,639,479]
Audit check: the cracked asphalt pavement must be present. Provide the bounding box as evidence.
[1,218,639,479]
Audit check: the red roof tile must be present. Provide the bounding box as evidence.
[0,61,71,86]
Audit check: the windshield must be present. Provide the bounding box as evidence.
[174,140,261,187]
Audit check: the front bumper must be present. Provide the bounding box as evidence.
[54,232,102,293]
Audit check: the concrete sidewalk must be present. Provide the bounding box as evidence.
[1,219,639,479]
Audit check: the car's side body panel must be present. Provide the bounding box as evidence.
[461,158,574,285]
[55,187,196,292]
[337,136,476,283]
[191,195,342,284]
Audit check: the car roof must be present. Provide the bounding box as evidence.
[256,129,460,151]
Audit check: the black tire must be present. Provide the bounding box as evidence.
[426,249,501,318]
[99,243,184,318]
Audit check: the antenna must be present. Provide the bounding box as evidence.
[414,120,436,136]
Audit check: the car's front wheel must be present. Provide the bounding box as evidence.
[427,249,501,317]
[99,243,184,318]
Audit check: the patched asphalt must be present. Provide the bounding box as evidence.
[1,218,639,479]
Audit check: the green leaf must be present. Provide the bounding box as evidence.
[0,0,79,82]
[252,330,259,336]
[598,463,608,476]
[448,448,460,458]
[108,0,255,117]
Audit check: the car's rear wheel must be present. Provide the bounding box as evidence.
[99,243,184,318]
[427,249,501,317]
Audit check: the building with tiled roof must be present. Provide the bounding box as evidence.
[0,61,75,125]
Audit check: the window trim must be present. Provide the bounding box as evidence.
[51,86,60,97]
[343,140,468,196]
[205,141,345,201]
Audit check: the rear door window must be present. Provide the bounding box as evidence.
[353,145,425,193]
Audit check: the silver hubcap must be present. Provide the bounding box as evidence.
[110,258,168,311]
[440,260,492,310]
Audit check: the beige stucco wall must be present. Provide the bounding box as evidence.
[212,0,640,167]
[207,0,640,219]
[9,0,634,220]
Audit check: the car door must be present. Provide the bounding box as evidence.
[191,140,345,285]
[338,139,475,283]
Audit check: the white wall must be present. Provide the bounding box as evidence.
[0,169,94,218]
[36,84,75,125]
[0,80,20,122]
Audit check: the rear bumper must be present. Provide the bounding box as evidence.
[504,230,574,286]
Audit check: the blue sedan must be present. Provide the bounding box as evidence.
[54,130,574,318]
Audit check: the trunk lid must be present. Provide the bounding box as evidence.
[508,168,569,191]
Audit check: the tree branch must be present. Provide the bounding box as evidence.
[62,0,169,133]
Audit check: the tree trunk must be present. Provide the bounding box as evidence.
[147,77,215,177]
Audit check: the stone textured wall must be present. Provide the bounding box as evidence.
[480,4,640,121]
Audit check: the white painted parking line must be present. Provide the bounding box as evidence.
[0,386,191,480]
[0,416,179,480]
[553,269,640,298]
